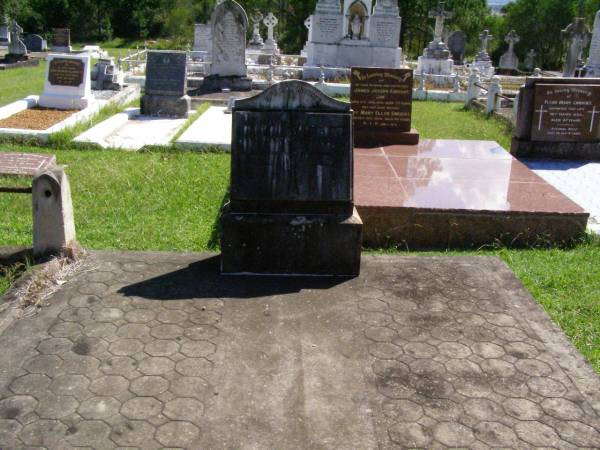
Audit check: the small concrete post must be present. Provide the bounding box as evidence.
[486,76,502,115]
[32,166,77,257]
[465,68,481,107]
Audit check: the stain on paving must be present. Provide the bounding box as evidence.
[0,252,599,449]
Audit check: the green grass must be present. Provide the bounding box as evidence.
[0,96,599,372]
[0,61,46,107]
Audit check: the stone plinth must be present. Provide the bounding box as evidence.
[221,80,362,276]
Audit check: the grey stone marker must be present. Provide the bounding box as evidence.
[248,10,264,49]
[6,20,28,61]
[448,30,466,65]
[499,30,520,71]
[51,27,72,52]
[91,58,122,91]
[141,51,191,117]
[585,10,600,77]
[221,80,363,276]
[562,16,591,77]
[24,33,47,52]
[524,49,536,71]
[0,16,10,45]
[202,0,252,93]
[32,166,77,257]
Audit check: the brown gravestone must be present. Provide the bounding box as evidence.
[52,28,71,47]
[531,84,600,142]
[48,58,84,87]
[512,77,600,160]
[350,67,419,147]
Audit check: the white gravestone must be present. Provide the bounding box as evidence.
[473,30,495,77]
[262,12,280,54]
[193,23,212,57]
[499,30,520,71]
[368,0,401,48]
[8,21,27,57]
[416,1,454,76]
[562,17,591,77]
[248,11,264,48]
[585,10,600,77]
[211,0,248,77]
[38,54,94,110]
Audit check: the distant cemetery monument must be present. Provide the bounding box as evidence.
[0,16,10,45]
[192,23,211,60]
[202,0,252,93]
[221,80,363,276]
[51,28,72,53]
[91,58,122,91]
[141,51,190,117]
[350,67,418,146]
[585,10,600,77]
[447,30,466,65]
[498,30,520,73]
[561,15,591,77]
[303,0,403,72]
[416,1,454,76]
[473,30,495,77]
[38,54,94,110]
[5,20,28,62]
[512,78,600,160]
[24,34,47,52]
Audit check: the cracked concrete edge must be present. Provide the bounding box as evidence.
[0,247,90,336]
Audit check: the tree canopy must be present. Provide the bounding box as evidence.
[2,0,599,70]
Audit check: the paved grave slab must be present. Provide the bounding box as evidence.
[176,106,231,150]
[355,139,589,249]
[1,251,600,448]
[0,152,55,176]
[524,159,600,233]
[74,108,186,151]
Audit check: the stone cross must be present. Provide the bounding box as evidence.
[429,1,453,43]
[263,12,278,43]
[562,17,591,76]
[250,10,264,45]
[505,30,519,51]
[479,30,492,53]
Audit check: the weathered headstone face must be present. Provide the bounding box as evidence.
[211,0,247,77]
[531,84,600,142]
[448,30,466,65]
[512,78,600,159]
[369,0,401,48]
[585,10,600,77]
[351,67,418,146]
[221,80,362,276]
[0,24,9,45]
[193,23,212,54]
[38,54,94,110]
[309,0,344,44]
[52,28,71,51]
[141,51,190,117]
[24,34,47,52]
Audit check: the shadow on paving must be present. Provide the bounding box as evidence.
[118,255,350,300]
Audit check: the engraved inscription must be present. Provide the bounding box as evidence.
[48,58,84,87]
[532,84,600,142]
[145,52,187,96]
[351,67,413,133]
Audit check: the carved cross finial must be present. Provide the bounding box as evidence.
[429,1,453,43]
[263,12,278,42]
[479,29,492,52]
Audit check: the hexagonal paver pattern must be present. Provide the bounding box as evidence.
[1,252,600,449]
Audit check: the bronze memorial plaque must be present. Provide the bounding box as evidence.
[531,84,600,142]
[48,58,84,87]
[350,67,418,147]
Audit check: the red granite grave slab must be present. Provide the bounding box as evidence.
[0,152,56,177]
[354,139,589,249]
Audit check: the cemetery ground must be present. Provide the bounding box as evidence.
[1,101,600,381]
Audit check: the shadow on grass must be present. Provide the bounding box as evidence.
[207,187,230,252]
[118,254,348,300]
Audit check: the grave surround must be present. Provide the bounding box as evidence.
[512,77,600,159]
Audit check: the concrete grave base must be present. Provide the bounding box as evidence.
[221,206,363,276]
[1,251,600,448]
[74,107,187,151]
[140,93,191,118]
[0,85,139,143]
[512,138,600,160]
[198,75,253,94]
[175,106,232,151]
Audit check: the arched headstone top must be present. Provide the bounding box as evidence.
[212,0,248,29]
[234,80,351,112]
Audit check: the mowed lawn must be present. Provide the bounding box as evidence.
[0,96,599,372]
[0,61,47,106]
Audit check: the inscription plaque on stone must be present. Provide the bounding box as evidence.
[145,51,187,96]
[48,58,84,87]
[351,67,418,146]
[532,84,600,142]
[52,28,70,47]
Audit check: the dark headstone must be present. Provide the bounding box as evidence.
[221,80,363,276]
[141,50,190,117]
[0,25,9,45]
[512,77,600,159]
[48,58,84,87]
[24,34,46,52]
[350,67,419,147]
[52,28,70,48]
[448,30,466,65]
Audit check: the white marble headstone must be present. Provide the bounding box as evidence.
[38,54,94,110]
[210,0,248,77]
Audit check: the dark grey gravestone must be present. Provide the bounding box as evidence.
[221,80,363,276]
[51,28,70,50]
[448,30,466,65]
[0,25,10,45]
[141,50,190,117]
[512,77,600,160]
[24,34,47,52]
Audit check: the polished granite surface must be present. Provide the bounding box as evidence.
[354,140,585,214]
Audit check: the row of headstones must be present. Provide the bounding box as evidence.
[0,21,71,54]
